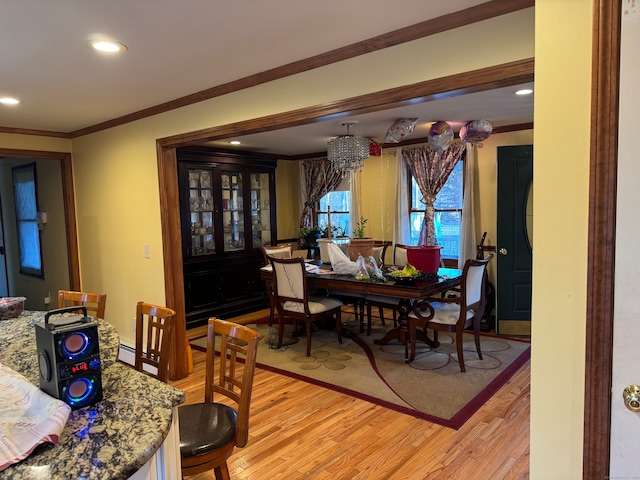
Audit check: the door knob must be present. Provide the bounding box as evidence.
[499,248,508,256]
[623,385,640,412]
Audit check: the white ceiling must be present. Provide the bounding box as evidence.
[0,0,533,155]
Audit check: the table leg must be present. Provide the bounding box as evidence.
[374,299,437,350]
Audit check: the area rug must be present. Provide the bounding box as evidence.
[190,316,530,430]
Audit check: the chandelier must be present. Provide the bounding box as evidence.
[327,122,370,175]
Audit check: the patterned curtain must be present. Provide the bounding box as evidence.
[402,141,467,245]
[299,157,343,228]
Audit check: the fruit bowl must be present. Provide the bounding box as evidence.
[391,274,419,284]
[386,267,420,284]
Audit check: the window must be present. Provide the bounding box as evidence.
[316,177,350,237]
[12,163,44,278]
[409,160,463,260]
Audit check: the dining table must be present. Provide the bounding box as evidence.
[260,262,462,352]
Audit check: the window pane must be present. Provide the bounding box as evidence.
[12,163,44,278]
[317,213,350,237]
[411,180,424,209]
[434,161,463,210]
[409,212,423,245]
[435,211,461,259]
[318,188,350,236]
[18,222,42,270]
[409,159,464,260]
[319,190,350,212]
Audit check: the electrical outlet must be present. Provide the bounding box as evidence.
[44,294,50,305]
[144,244,150,259]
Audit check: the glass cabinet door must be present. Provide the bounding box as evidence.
[250,173,272,248]
[188,169,215,256]
[221,171,245,252]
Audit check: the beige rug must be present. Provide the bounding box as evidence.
[191,316,530,429]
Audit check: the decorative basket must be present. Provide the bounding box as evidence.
[406,246,443,274]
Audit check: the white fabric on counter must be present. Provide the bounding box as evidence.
[0,362,71,471]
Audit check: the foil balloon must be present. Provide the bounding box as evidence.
[460,119,493,144]
[383,118,418,143]
[369,138,382,156]
[427,121,453,153]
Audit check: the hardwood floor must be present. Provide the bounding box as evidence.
[171,309,530,479]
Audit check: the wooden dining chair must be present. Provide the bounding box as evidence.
[407,254,493,371]
[179,318,259,479]
[260,244,293,326]
[269,256,343,356]
[134,301,176,383]
[58,290,107,319]
[259,243,292,264]
[371,240,392,267]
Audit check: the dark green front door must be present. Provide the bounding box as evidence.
[496,145,533,333]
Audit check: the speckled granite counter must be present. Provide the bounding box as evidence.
[0,311,185,480]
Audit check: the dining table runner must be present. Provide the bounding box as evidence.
[0,362,71,471]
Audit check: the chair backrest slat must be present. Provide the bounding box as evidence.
[58,290,107,319]
[204,318,259,447]
[134,301,176,383]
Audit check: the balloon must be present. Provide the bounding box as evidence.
[427,121,453,153]
[369,138,382,156]
[460,119,493,144]
[383,118,418,143]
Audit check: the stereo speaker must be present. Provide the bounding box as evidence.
[35,306,103,409]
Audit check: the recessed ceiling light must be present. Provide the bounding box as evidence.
[0,97,20,105]
[515,89,533,95]
[230,141,241,145]
[88,39,127,53]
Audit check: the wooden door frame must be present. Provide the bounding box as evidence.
[0,148,81,291]
[583,0,620,478]
[157,59,535,380]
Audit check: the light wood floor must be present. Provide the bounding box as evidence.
[170,308,530,480]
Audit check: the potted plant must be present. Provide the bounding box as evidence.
[348,217,374,260]
[298,226,321,248]
[352,216,368,239]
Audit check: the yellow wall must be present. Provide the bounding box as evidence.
[530,1,591,477]
[274,159,300,239]
[0,133,71,153]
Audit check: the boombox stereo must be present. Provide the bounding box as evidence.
[35,306,103,409]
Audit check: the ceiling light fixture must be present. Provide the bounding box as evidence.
[0,97,20,105]
[327,122,370,176]
[88,39,127,53]
[515,88,533,95]
[230,140,241,145]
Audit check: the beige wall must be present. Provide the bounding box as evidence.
[0,5,594,475]
[530,1,591,478]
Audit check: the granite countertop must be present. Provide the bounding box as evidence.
[0,311,185,480]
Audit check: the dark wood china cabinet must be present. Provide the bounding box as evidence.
[177,149,277,328]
